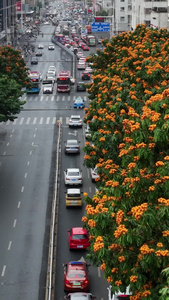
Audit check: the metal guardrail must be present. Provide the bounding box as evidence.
[45,121,61,300]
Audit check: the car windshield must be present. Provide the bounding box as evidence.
[72,234,88,239]
[75,99,83,103]
[68,270,85,278]
[68,193,81,197]
[68,171,80,177]
[44,84,52,87]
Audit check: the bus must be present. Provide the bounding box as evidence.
[86,35,96,46]
[56,71,71,93]
[26,71,41,94]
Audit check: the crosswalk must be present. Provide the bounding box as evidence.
[1,116,74,126]
[23,95,87,102]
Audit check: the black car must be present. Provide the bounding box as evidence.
[81,71,91,80]
[35,50,42,56]
[77,82,86,92]
[31,57,38,65]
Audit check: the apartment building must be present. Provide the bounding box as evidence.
[131,0,168,29]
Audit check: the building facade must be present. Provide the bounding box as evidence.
[0,0,16,44]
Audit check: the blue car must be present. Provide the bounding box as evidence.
[74,97,85,109]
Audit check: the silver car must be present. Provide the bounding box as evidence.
[68,115,83,128]
[65,140,80,154]
[64,293,96,300]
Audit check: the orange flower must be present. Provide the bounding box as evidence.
[156,161,164,167]
[130,275,138,282]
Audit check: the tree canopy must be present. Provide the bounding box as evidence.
[0,46,30,122]
[83,24,169,299]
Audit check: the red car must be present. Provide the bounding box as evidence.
[82,44,89,51]
[64,261,90,292]
[68,227,90,250]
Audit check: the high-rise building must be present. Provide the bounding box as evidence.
[0,0,16,45]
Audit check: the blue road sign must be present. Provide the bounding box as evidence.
[91,22,110,32]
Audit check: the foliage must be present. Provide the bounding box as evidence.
[83,24,169,299]
[0,76,25,122]
[0,46,30,122]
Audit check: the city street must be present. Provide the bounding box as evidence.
[0,18,108,300]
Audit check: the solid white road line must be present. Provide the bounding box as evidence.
[97,267,101,277]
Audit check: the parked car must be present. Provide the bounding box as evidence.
[85,124,92,139]
[68,227,90,249]
[90,167,100,182]
[64,168,82,186]
[69,115,83,128]
[65,188,82,207]
[63,261,90,292]
[65,140,80,154]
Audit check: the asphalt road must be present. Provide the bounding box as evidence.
[0,19,109,300]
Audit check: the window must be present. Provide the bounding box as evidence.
[120,7,125,11]
[120,16,125,21]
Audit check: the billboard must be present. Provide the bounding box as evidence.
[16,1,21,12]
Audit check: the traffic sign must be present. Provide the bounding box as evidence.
[91,22,110,32]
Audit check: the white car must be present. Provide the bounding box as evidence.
[48,66,56,75]
[69,115,83,128]
[64,168,82,186]
[48,44,55,50]
[85,67,93,74]
[38,44,44,49]
[90,167,99,182]
[42,79,54,94]
[78,62,86,70]
[85,124,92,139]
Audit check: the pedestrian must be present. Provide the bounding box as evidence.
[42,33,44,37]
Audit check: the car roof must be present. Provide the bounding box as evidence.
[69,293,92,300]
[70,115,81,118]
[71,227,87,234]
[67,188,81,193]
[67,168,80,172]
